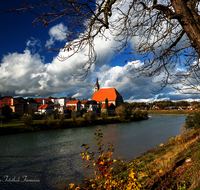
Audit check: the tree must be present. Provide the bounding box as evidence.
[105,98,109,114]
[115,105,126,120]
[2,105,12,120]
[21,115,32,128]
[71,110,77,122]
[186,111,200,130]
[7,0,200,91]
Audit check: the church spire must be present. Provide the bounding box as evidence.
[94,78,100,92]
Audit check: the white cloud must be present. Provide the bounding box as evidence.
[26,37,42,54]
[0,44,199,102]
[45,23,68,48]
[0,10,199,103]
[26,37,41,47]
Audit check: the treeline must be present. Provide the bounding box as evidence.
[124,100,200,110]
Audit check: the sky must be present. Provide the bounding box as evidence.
[1,0,200,102]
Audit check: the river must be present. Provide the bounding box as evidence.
[0,115,186,190]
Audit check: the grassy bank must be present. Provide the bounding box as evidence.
[147,110,195,115]
[0,115,148,136]
[66,127,200,190]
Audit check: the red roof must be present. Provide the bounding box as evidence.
[81,100,88,104]
[67,100,80,104]
[38,105,52,110]
[101,103,113,109]
[34,98,53,104]
[92,88,122,102]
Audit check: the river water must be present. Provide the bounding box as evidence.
[0,115,186,190]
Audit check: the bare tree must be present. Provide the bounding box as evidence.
[6,0,200,92]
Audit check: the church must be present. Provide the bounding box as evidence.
[91,78,124,107]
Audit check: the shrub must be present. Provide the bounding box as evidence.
[59,114,65,125]
[21,115,32,127]
[125,107,132,119]
[11,112,20,119]
[101,111,108,120]
[141,110,148,119]
[44,116,54,127]
[132,108,141,119]
[71,111,77,122]
[84,112,98,122]
[76,116,84,125]
[115,105,126,120]
[0,115,6,121]
[52,109,59,119]
[186,111,200,130]
[2,105,12,121]
[43,116,60,128]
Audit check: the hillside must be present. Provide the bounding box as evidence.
[66,127,200,190]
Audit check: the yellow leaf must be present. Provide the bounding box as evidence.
[69,183,74,188]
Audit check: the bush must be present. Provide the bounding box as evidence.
[2,105,12,121]
[186,111,200,130]
[43,116,58,127]
[59,114,65,125]
[125,107,132,119]
[141,110,148,119]
[76,117,84,125]
[101,111,108,120]
[132,108,141,119]
[84,112,98,122]
[0,115,6,121]
[11,112,20,119]
[132,109,148,120]
[21,115,32,127]
[52,109,59,119]
[115,105,126,120]
[71,111,77,122]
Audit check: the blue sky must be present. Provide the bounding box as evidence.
[0,0,199,102]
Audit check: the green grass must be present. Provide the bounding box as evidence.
[0,115,142,136]
[74,128,200,190]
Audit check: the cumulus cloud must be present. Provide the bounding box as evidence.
[0,44,198,101]
[0,14,198,103]
[0,21,119,98]
[26,37,43,54]
[45,23,68,48]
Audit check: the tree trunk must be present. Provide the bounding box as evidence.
[171,0,200,56]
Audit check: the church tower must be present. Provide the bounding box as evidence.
[94,78,100,92]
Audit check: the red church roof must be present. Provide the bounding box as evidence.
[92,88,122,102]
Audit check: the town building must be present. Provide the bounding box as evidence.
[101,103,116,115]
[34,98,54,107]
[91,78,124,107]
[51,97,69,113]
[66,100,81,115]
[0,96,12,108]
[38,104,53,114]
[25,98,38,111]
[10,97,26,115]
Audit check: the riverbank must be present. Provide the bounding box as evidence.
[69,127,200,190]
[147,110,195,115]
[0,115,148,136]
